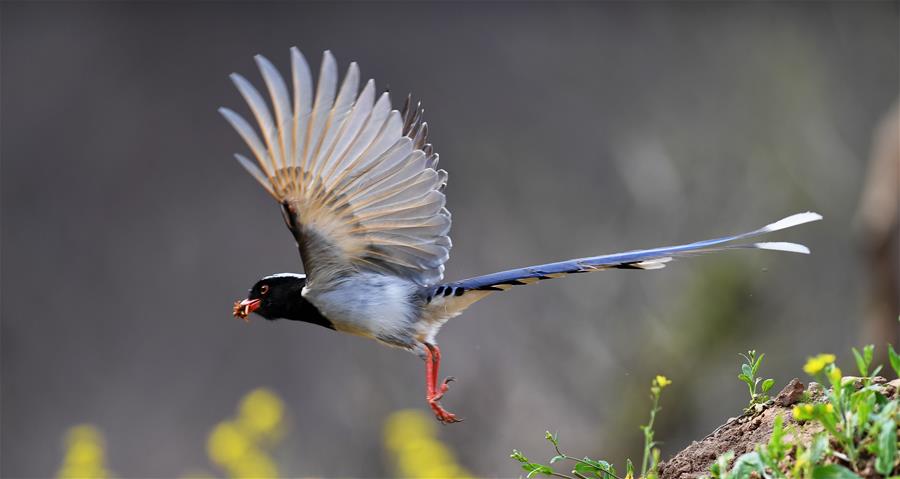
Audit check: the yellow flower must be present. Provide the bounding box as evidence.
[205,388,288,479]
[384,409,473,479]
[803,354,836,375]
[825,404,834,414]
[655,375,672,388]
[57,424,111,479]
[827,366,842,386]
[792,403,818,421]
[237,388,285,440]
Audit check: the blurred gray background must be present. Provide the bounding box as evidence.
[2,2,898,478]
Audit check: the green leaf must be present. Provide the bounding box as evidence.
[708,451,734,479]
[730,452,766,477]
[808,433,828,464]
[550,455,565,464]
[856,394,874,429]
[852,347,868,377]
[762,378,775,393]
[876,419,897,476]
[741,363,753,379]
[872,364,883,378]
[889,343,900,378]
[753,353,765,376]
[574,461,600,477]
[574,459,617,478]
[738,373,751,384]
[524,463,554,478]
[812,464,862,479]
[768,414,785,454]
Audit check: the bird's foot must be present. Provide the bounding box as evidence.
[428,376,461,424]
[428,398,461,424]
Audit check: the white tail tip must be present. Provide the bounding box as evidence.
[762,212,823,233]
[754,242,811,254]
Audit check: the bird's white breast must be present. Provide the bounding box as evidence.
[301,273,420,342]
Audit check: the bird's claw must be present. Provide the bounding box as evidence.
[439,376,455,394]
[429,398,462,424]
[428,376,460,423]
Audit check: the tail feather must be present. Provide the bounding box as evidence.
[433,212,821,297]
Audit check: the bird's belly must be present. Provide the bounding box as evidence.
[302,274,421,347]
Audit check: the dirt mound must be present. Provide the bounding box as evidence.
[658,378,898,479]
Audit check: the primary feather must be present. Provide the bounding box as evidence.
[221,49,451,287]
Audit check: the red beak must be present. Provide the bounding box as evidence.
[232,298,261,322]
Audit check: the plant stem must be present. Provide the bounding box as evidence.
[552,443,622,479]
[641,398,660,477]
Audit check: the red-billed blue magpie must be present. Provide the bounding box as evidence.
[223,48,822,423]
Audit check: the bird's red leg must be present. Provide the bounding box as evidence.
[424,343,460,424]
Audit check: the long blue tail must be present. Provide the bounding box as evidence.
[435,212,821,296]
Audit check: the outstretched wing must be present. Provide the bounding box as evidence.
[220,49,450,287]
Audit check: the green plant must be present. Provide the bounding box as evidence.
[639,376,670,479]
[737,350,775,411]
[851,345,882,385]
[510,434,619,479]
[510,376,671,479]
[706,346,899,478]
[888,343,900,379]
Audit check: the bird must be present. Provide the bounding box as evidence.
[221,48,822,424]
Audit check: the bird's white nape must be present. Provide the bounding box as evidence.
[262,272,307,281]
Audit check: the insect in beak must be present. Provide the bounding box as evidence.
[232,298,261,322]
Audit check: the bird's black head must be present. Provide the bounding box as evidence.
[232,273,333,329]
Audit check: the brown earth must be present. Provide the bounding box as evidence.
[658,378,899,479]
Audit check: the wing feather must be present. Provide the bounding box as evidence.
[229,73,283,185]
[312,62,359,180]
[222,48,451,286]
[304,51,337,173]
[254,55,292,169]
[290,47,313,186]
[219,107,272,177]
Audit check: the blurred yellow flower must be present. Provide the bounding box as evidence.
[57,424,112,479]
[803,354,836,375]
[792,403,816,421]
[208,421,252,465]
[384,410,474,479]
[655,375,672,388]
[207,387,288,479]
[237,388,285,442]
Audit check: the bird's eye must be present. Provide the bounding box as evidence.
[260,284,270,295]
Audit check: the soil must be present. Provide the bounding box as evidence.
[657,378,900,479]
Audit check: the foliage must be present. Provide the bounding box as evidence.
[510,376,672,479]
[511,346,899,479]
[384,409,474,479]
[704,346,899,478]
[738,350,776,412]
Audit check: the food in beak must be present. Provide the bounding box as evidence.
[232,298,261,321]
